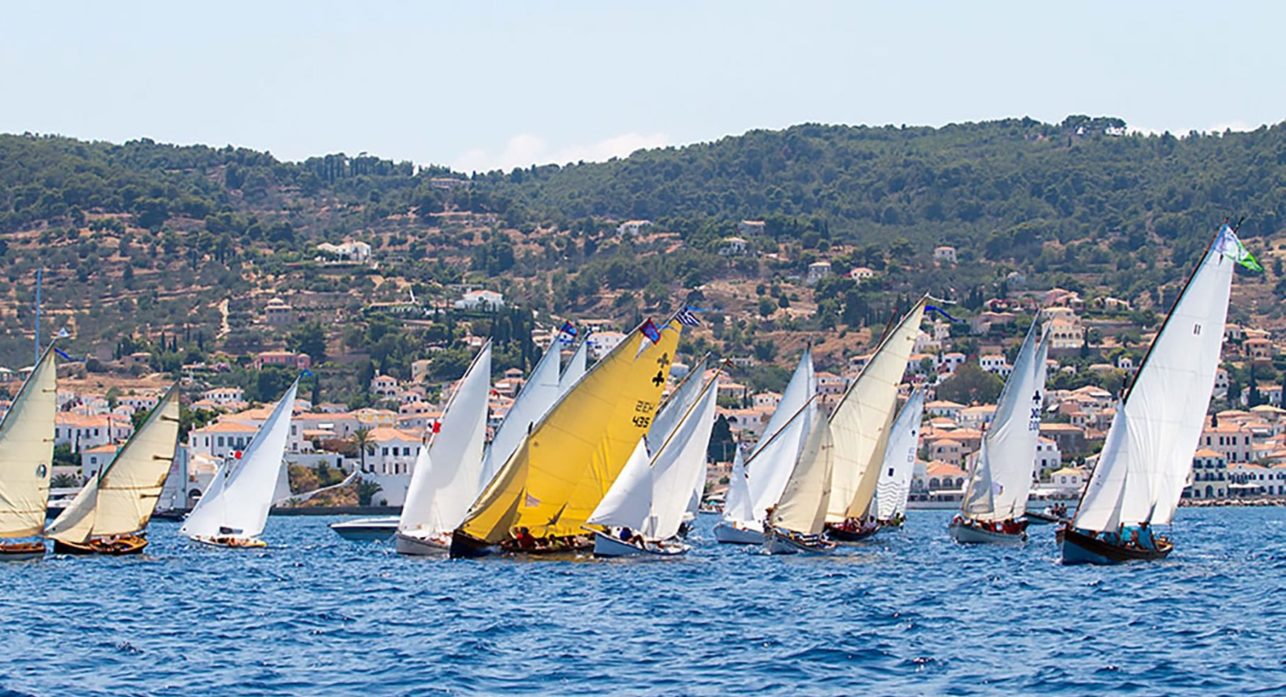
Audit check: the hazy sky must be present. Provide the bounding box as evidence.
[3,2,1282,172]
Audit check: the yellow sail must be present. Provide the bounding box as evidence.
[827,297,926,523]
[459,320,681,543]
[46,383,181,544]
[0,347,57,538]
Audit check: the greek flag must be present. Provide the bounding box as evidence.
[675,307,701,327]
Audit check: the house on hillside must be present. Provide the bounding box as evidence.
[454,289,505,311]
[933,246,957,264]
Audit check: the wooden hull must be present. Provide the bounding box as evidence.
[395,531,450,557]
[331,517,399,542]
[53,534,148,555]
[824,521,880,542]
[0,541,46,561]
[948,520,1026,545]
[763,528,836,555]
[712,521,763,545]
[1058,526,1173,565]
[190,534,267,549]
[592,532,688,558]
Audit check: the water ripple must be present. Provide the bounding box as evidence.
[0,508,1281,694]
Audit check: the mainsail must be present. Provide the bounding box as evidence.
[961,318,1050,522]
[1074,225,1242,532]
[0,347,57,538]
[767,402,832,535]
[46,383,181,543]
[733,350,815,527]
[723,446,754,524]
[827,298,927,523]
[399,342,492,537]
[589,374,720,540]
[482,341,560,484]
[646,356,709,453]
[875,387,925,522]
[181,380,299,539]
[457,319,680,543]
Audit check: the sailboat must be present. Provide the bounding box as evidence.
[180,379,299,548]
[450,318,681,558]
[589,372,720,557]
[0,347,57,560]
[713,350,815,544]
[763,400,836,554]
[949,317,1050,545]
[825,298,927,542]
[46,383,181,554]
[153,446,191,520]
[874,387,925,527]
[1059,223,1255,564]
[395,341,491,556]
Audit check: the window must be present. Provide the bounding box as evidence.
[217,436,225,447]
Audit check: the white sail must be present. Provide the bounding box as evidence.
[398,342,492,536]
[723,446,754,524]
[181,380,299,539]
[740,350,815,525]
[768,404,832,535]
[828,298,926,522]
[645,374,719,540]
[1075,226,1239,531]
[482,341,561,484]
[47,384,182,543]
[0,347,57,538]
[158,446,190,512]
[875,388,925,521]
[961,319,1050,522]
[646,356,709,453]
[587,439,653,531]
[559,338,589,395]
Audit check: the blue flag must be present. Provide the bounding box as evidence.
[640,319,662,344]
[925,304,963,323]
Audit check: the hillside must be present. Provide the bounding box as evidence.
[1,116,1284,402]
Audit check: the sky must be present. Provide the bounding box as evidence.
[3,1,1284,172]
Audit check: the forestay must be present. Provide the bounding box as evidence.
[181,380,299,539]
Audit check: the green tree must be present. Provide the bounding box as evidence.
[935,362,1005,405]
[288,321,328,363]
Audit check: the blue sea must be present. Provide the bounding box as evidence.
[2,508,1284,696]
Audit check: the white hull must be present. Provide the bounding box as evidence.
[712,520,763,545]
[330,517,399,542]
[189,534,267,549]
[592,532,688,558]
[395,531,450,556]
[948,520,1026,545]
[763,528,836,555]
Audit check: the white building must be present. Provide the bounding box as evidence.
[316,239,372,262]
[1034,437,1062,479]
[454,289,506,311]
[588,331,627,360]
[202,386,246,406]
[359,427,423,507]
[933,246,958,264]
[806,261,832,286]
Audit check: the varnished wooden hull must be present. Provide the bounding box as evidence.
[0,541,46,561]
[824,521,880,542]
[1058,526,1173,565]
[53,534,148,555]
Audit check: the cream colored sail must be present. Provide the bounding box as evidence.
[768,403,832,535]
[0,347,57,538]
[458,319,680,543]
[827,298,926,523]
[46,383,181,543]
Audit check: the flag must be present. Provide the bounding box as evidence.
[640,318,662,344]
[1214,224,1263,272]
[675,307,701,327]
[524,492,541,508]
[925,304,963,323]
[432,421,441,434]
[559,321,578,336]
[53,347,74,361]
